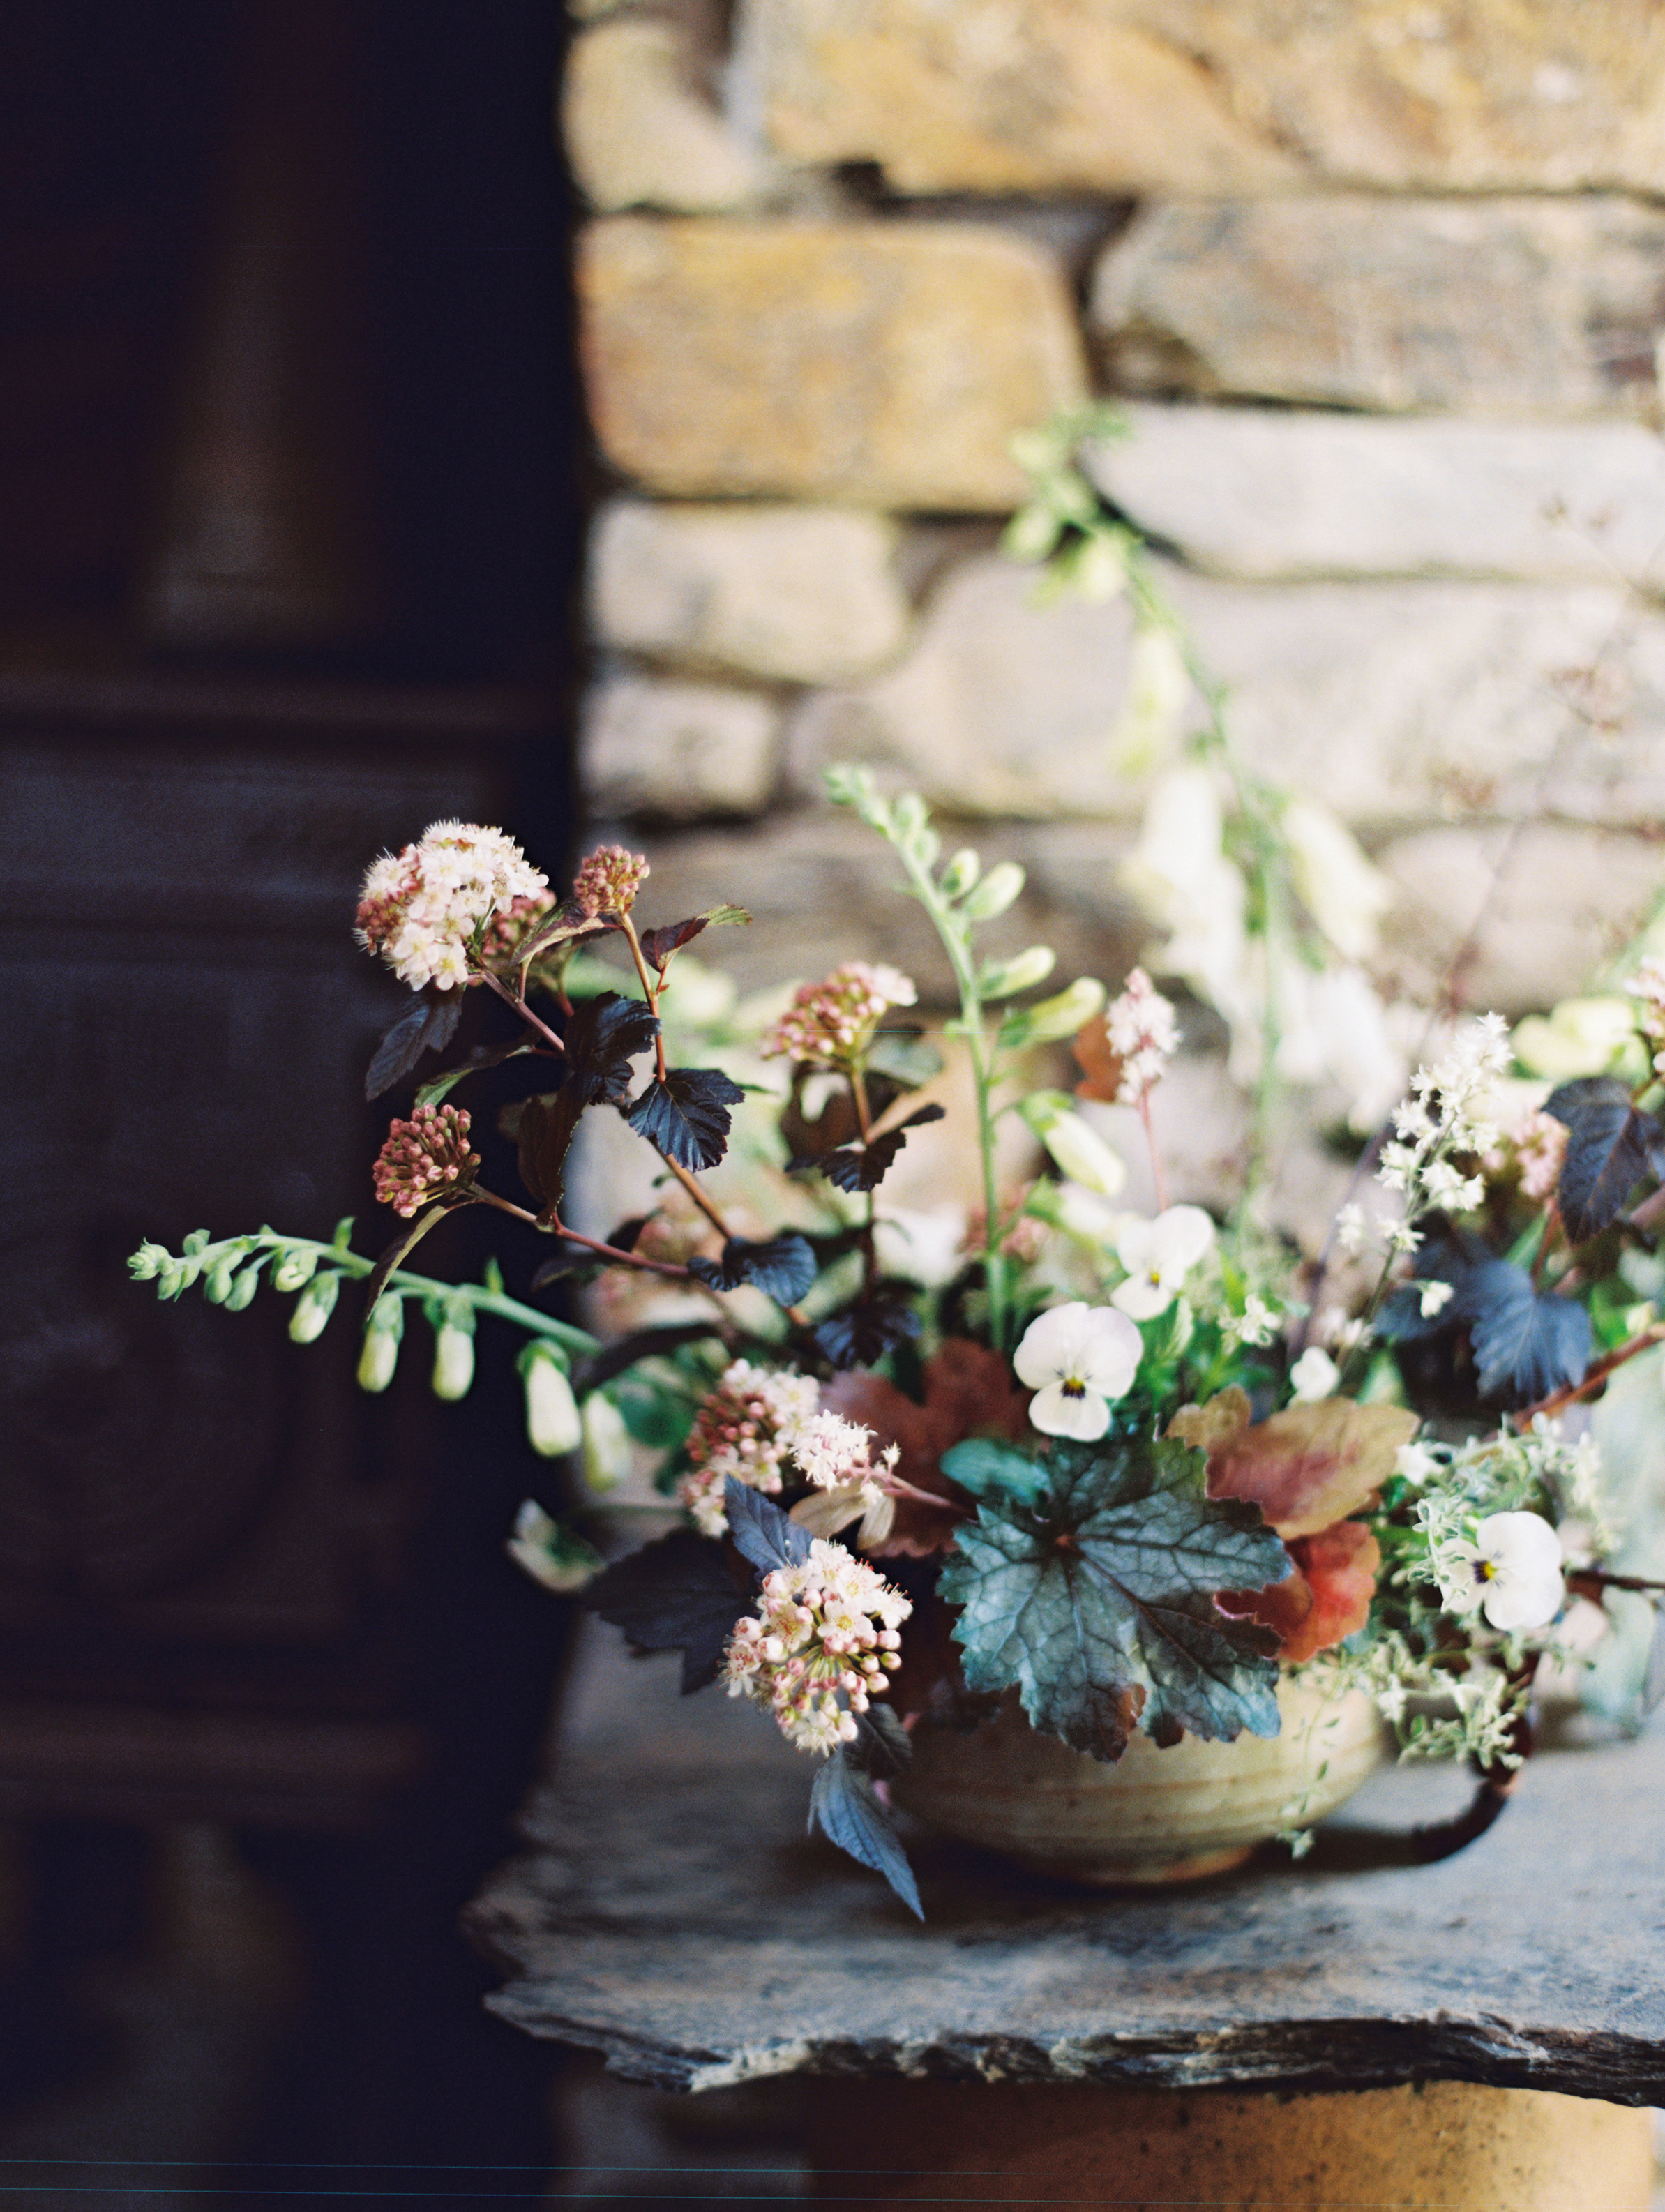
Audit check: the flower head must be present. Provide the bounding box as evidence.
[1099,967,1181,1108]
[1624,956,1665,1074]
[571,843,649,918]
[761,961,917,1069]
[1288,1346,1340,1404]
[1013,1302,1142,1440]
[722,1538,910,1755]
[1441,1510,1564,1633]
[1111,1205,1215,1321]
[355,822,548,991]
[372,1104,480,1217]
[677,1360,820,1537]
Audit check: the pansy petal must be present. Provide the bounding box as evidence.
[1075,1310,1143,1399]
[1029,1382,1110,1440]
[1151,1204,1215,1278]
[1112,1277,1171,1321]
[1011,1302,1089,1389]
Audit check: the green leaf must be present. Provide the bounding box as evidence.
[938,1437,1288,1763]
[939,1437,1050,1509]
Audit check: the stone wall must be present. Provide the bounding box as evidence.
[562,0,1665,1019]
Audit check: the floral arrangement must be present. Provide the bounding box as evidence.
[129,414,1665,1918]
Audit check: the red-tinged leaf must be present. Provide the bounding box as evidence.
[1219,1521,1382,1664]
[825,1338,1031,1556]
[1071,1011,1124,1105]
[515,903,616,968]
[1173,1391,1418,1539]
[637,905,751,970]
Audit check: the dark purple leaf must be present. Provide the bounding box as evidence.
[724,1477,813,1576]
[686,1233,817,1307]
[813,1289,921,1370]
[517,993,662,1212]
[365,993,462,1101]
[808,1750,921,1918]
[1546,1078,1665,1243]
[584,1528,748,1694]
[789,1104,947,1194]
[606,1216,650,1254]
[529,1244,602,1290]
[626,1067,746,1173]
[1459,1258,1591,1406]
[637,907,750,971]
[361,1197,470,1316]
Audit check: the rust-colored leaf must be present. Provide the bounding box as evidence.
[1167,1387,1253,1458]
[1191,1396,1418,1538]
[1071,1013,1126,1104]
[824,1337,1030,1556]
[1219,1521,1381,1664]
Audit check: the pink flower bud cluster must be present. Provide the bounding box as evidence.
[761,962,917,1069]
[1104,967,1180,1106]
[355,822,548,991]
[1625,956,1665,1074]
[571,843,650,919]
[677,1359,820,1537]
[722,1538,911,1755]
[372,1104,481,1217]
[1509,1108,1570,1203]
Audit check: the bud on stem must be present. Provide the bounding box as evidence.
[288,1271,340,1344]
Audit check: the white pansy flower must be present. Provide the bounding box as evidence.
[1014,1302,1143,1441]
[1394,1440,1442,1487]
[1110,1205,1215,1321]
[1288,1346,1340,1403]
[1444,1511,1565,1632]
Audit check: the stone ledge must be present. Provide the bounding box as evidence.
[577,217,1086,510]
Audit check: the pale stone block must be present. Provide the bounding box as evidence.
[577,217,1086,510]
[563,17,765,213]
[589,499,912,682]
[1090,407,1665,587]
[1091,197,1665,418]
[580,675,778,820]
[786,554,1665,833]
[744,0,1665,197]
[1377,825,1665,1014]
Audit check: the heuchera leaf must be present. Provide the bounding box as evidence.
[365,992,462,1101]
[808,1751,922,1918]
[583,1528,747,1694]
[789,1104,947,1194]
[518,992,662,1211]
[626,1067,746,1172]
[1459,1258,1591,1406]
[724,1477,813,1576]
[686,1233,817,1305]
[1218,1522,1381,1666]
[939,1437,1050,1509]
[1180,1392,1419,1538]
[1545,1077,1665,1243]
[825,1339,1032,1556]
[938,1436,1288,1761]
[813,1288,920,1371]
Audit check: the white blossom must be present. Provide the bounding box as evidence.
[1440,1511,1565,1632]
[1288,1346,1341,1403]
[1224,1293,1279,1348]
[723,1540,910,1755]
[1112,1205,1216,1321]
[1014,1302,1142,1441]
[1418,1279,1455,1318]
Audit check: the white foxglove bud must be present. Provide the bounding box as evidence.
[432,1318,476,1402]
[288,1271,340,1344]
[580,1392,631,1493]
[960,862,1025,922]
[128,1242,169,1281]
[357,1295,404,1393]
[939,848,981,901]
[271,1247,317,1293]
[1019,1094,1127,1198]
[1000,976,1106,1048]
[521,1342,580,1456]
[203,1256,239,1304]
[979,945,1056,1000]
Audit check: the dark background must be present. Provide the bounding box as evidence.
[0,1,590,2199]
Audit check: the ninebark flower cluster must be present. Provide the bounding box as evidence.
[355,822,547,991]
[722,1539,910,1754]
[372,1104,480,1217]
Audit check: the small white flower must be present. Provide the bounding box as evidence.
[1394,1440,1441,1487]
[1335,1203,1367,1256]
[1111,1205,1215,1321]
[1225,1293,1279,1348]
[1288,1346,1340,1403]
[1014,1302,1142,1441]
[1448,1511,1565,1632]
[1417,1279,1454,1318]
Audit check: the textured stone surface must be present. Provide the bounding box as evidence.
[744,0,1665,197]
[580,674,779,820]
[577,218,1087,509]
[620,813,1143,998]
[469,1624,1665,2100]
[564,16,767,212]
[590,500,912,683]
[785,555,1665,832]
[1091,197,1665,418]
[1378,825,1665,1016]
[1092,408,1665,588]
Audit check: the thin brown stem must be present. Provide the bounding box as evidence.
[1513,1318,1665,1425]
[1138,1092,1168,1213]
[476,965,565,1053]
[619,913,668,1081]
[472,1185,694,1281]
